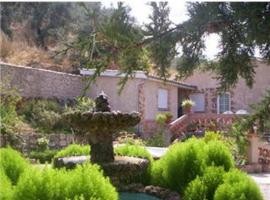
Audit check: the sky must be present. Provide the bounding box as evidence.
[102,0,221,59]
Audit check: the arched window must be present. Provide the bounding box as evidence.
[217,93,230,114]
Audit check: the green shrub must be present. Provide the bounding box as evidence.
[145,132,166,147]
[115,131,145,146]
[203,132,222,143]
[13,163,118,200]
[54,144,90,159]
[0,80,25,147]
[184,167,225,200]
[0,147,29,185]
[18,99,65,133]
[0,168,14,200]
[214,169,263,200]
[0,81,22,133]
[36,137,49,151]
[115,144,153,162]
[204,131,244,166]
[155,112,173,125]
[151,138,206,192]
[29,149,58,164]
[184,178,207,200]
[205,140,234,171]
[64,97,95,113]
[150,159,167,187]
[151,138,236,193]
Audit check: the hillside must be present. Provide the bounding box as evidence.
[0,2,108,73]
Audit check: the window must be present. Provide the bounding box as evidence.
[218,93,230,114]
[158,89,168,110]
[190,93,205,112]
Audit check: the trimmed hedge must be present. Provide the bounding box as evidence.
[0,147,29,185]
[13,163,118,200]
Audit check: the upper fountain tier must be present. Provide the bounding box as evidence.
[65,92,141,133]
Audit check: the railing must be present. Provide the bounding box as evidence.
[169,113,241,135]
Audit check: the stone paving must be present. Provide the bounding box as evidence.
[249,173,270,200]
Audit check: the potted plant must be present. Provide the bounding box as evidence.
[182,99,195,114]
[164,112,173,124]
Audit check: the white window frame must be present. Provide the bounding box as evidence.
[217,92,231,114]
[158,88,169,110]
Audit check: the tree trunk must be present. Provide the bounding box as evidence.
[89,133,114,164]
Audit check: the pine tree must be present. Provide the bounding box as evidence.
[177,2,270,89]
[61,2,150,93]
[144,2,177,78]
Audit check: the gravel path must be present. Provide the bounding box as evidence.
[249,173,270,200]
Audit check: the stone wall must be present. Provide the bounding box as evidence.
[1,62,193,136]
[0,133,87,153]
[1,62,86,99]
[247,134,270,172]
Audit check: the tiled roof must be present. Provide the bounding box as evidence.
[147,75,197,90]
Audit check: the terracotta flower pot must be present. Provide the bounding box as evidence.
[184,106,192,114]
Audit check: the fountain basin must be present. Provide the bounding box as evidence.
[118,184,181,200]
[54,156,149,186]
[120,192,161,200]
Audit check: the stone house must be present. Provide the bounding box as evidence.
[79,69,196,134]
[183,59,270,114]
[0,62,196,135]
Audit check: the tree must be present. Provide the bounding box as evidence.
[144,2,177,78]
[176,2,270,89]
[61,2,269,91]
[60,2,150,93]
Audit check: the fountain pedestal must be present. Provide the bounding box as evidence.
[89,132,114,163]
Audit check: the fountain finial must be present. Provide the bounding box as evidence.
[95,91,111,112]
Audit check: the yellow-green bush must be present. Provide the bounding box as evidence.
[54,144,90,159]
[0,147,29,185]
[205,140,234,171]
[214,169,263,200]
[13,163,118,200]
[151,137,235,194]
[0,169,14,200]
[29,149,58,164]
[183,178,207,200]
[114,144,153,162]
[184,167,225,200]
[151,138,206,192]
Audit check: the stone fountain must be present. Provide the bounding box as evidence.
[64,91,141,164]
[56,93,182,199]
